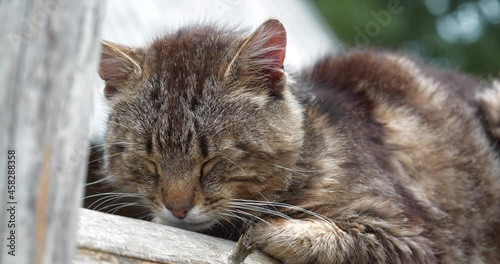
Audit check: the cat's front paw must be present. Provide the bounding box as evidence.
[228,226,260,264]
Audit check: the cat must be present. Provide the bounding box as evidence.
[97,19,500,263]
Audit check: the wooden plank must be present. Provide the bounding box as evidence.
[75,248,165,264]
[0,1,104,264]
[76,209,279,264]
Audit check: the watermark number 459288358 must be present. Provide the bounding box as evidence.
[7,150,17,256]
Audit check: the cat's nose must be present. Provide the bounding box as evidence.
[167,205,193,219]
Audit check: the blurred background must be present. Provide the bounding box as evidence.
[314,0,500,77]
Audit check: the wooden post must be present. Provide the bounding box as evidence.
[0,1,104,263]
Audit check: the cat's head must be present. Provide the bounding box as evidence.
[99,19,304,231]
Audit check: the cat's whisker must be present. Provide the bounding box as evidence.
[222,156,245,172]
[88,195,123,211]
[83,191,141,200]
[212,218,233,234]
[98,201,139,213]
[273,164,319,173]
[259,201,331,224]
[255,191,283,216]
[85,192,144,212]
[107,202,145,215]
[232,209,272,227]
[230,209,299,256]
[220,210,250,226]
[99,200,150,215]
[272,164,311,177]
[89,141,138,150]
[230,199,334,225]
[218,213,242,230]
[226,204,293,220]
[137,212,155,221]
[96,202,147,211]
[85,177,108,186]
[90,194,137,211]
[88,151,126,164]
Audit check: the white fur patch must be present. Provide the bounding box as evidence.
[477,80,500,138]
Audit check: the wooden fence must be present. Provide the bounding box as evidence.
[1,0,103,263]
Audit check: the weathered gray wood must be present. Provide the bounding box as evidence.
[0,1,104,264]
[76,209,279,264]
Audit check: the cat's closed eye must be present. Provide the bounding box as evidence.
[200,156,222,179]
[142,159,159,182]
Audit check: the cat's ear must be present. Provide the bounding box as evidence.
[99,41,142,100]
[225,19,287,95]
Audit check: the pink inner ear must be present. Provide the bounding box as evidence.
[99,54,129,82]
[255,21,287,84]
[264,34,286,83]
[99,48,136,100]
[104,84,119,99]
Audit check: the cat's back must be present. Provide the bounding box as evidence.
[302,50,500,263]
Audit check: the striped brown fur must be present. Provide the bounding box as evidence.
[98,20,500,263]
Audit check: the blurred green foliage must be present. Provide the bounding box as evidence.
[314,0,500,77]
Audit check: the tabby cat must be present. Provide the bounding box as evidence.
[97,19,500,263]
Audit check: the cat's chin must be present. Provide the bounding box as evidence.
[152,215,216,231]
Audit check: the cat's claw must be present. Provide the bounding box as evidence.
[228,231,258,264]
